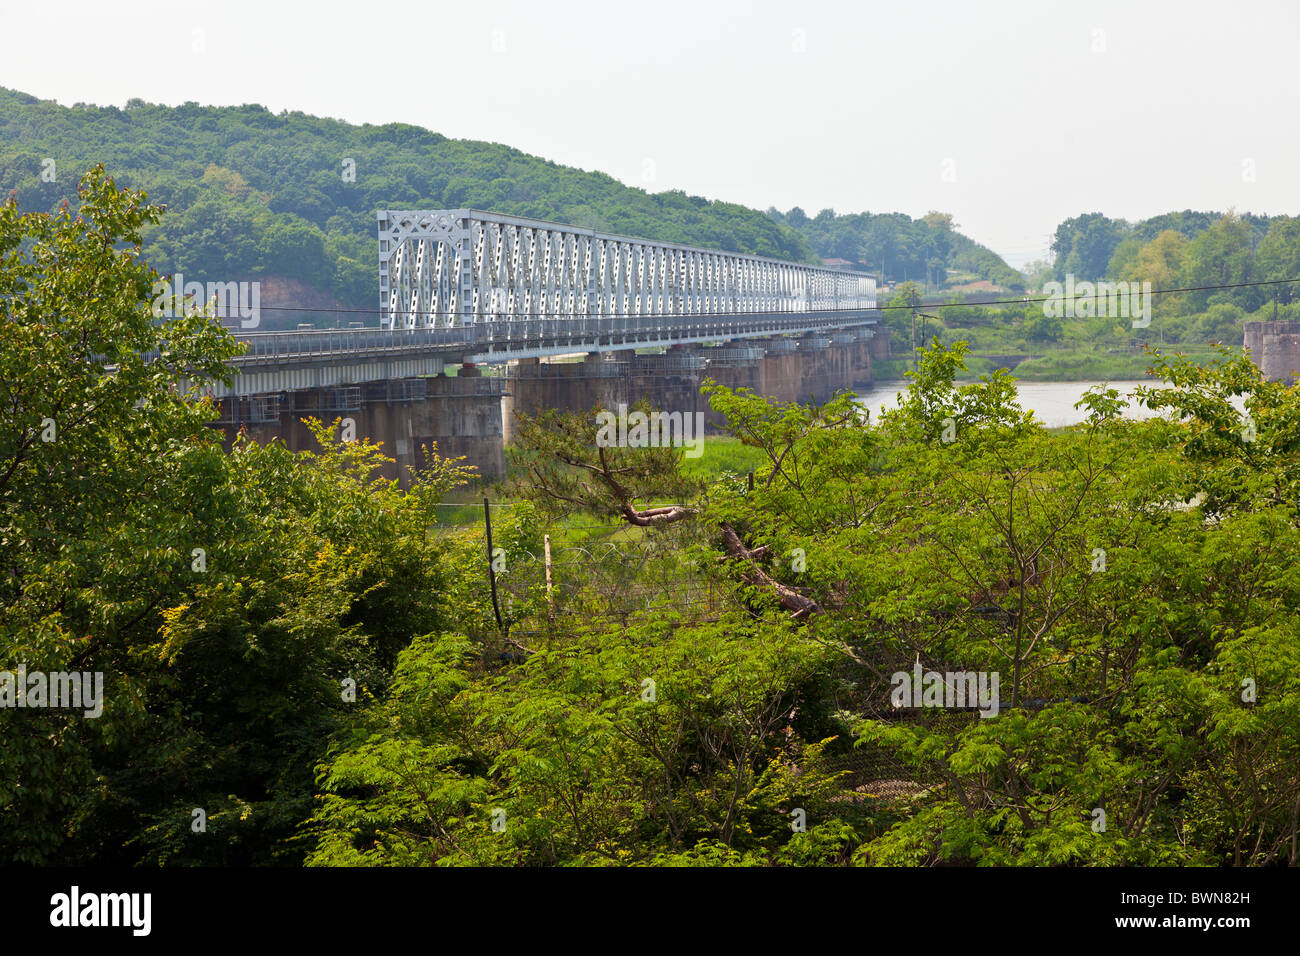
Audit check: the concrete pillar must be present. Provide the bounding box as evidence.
[216,376,505,488]
[853,337,874,389]
[868,329,891,361]
[1246,320,1300,383]
[501,358,538,446]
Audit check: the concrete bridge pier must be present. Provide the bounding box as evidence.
[502,332,886,437]
[216,369,506,487]
[215,330,888,488]
[1244,320,1300,383]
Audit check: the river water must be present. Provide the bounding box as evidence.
[855,380,1165,428]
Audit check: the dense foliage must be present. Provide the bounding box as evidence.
[767,207,1023,290]
[1049,210,1300,310]
[4,172,1299,867]
[0,87,815,324]
[0,171,475,863]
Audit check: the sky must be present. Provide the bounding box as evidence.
[2,0,1296,267]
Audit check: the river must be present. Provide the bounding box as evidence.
[855,380,1168,428]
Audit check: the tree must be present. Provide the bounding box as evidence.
[1182,212,1257,312]
[1121,228,1191,322]
[1256,216,1300,305]
[0,168,475,865]
[507,401,705,526]
[1052,213,1131,281]
[885,281,924,354]
[1105,236,1143,280]
[1,168,236,861]
[1023,311,1064,344]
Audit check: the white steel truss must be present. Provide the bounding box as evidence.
[378,209,877,331]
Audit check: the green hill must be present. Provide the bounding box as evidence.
[0,87,818,327]
[1049,210,1285,283]
[1,86,1030,327]
[767,207,1024,291]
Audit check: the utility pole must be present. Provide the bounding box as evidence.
[911,308,917,372]
[914,312,939,370]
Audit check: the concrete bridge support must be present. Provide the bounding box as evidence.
[503,331,883,436]
[215,331,885,486]
[214,370,506,486]
[1245,320,1300,383]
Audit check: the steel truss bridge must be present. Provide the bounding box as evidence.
[215,210,878,398]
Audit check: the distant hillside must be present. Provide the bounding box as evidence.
[767,207,1024,291]
[1049,210,1285,282]
[0,87,817,328]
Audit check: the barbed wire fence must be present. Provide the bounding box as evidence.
[437,497,952,804]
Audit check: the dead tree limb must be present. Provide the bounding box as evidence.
[718,522,822,619]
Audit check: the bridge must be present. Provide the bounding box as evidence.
[212,210,878,398]
[204,210,887,482]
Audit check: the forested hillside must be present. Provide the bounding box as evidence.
[0,87,816,320]
[1,87,1028,325]
[767,207,1024,290]
[1049,210,1297,295]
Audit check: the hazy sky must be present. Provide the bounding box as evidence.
[2,0,1296,266]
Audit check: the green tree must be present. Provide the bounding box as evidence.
[1052,213,1131,281]
[1256,216,1300,305]
[0,169,475,865]
[1182,212,1257,312]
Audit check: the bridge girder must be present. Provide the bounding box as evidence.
[377,209,877,331]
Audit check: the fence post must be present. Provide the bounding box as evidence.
[544,533,553,619]
[484,497,504,631]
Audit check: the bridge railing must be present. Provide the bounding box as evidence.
[231,309,878,363]
[232,327,472,362]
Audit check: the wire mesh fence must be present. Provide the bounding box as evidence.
[456,499,973,803]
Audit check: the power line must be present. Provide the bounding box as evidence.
[878,277,1300,312]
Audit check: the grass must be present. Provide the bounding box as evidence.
[870,354,995,385]
[872,343,1240,387]
[1012,344,1235,381]
[1011,350,1160,381]
[683,435,768,479]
